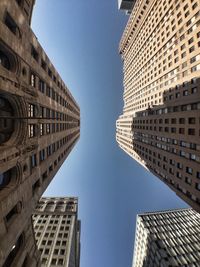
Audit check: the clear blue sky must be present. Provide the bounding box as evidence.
[32,1,187,267]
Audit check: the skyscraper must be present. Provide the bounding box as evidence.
[132,208,200,267]
[118,0,135,14]
[116,0,200,211]
[33,197,81,267]
[0,1,80,266]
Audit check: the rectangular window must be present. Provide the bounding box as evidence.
[32,179,40,195]
[40,124,44,136]
[188,128,195,135]
[46,124,50,134]
[39,79,45,93]
[41,60,46,71]
[4,12,20,36]
[30,73,36,87]
[28,104,35,117]
[28,124,36,138]
[5,203,19,222]
[31,45,39,61]
[186,167,193,174]
[39,149,45,162]
[30,154,37,169]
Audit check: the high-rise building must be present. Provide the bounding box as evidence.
[132,208,200,267]
[0,1,80,266]
[116,0,200,211]
[118,0,135,14]
[33,197,81,267]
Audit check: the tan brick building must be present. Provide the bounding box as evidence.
[116,0,200,211]
[132,208,200,267]
[0,0,80,266]
[33,197,81,267]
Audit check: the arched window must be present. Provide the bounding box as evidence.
[0,167,17,190]
[0,51,11,70]
[3,234,24,267]
[0,97,14,145]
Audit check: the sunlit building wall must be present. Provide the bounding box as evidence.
[33,197,81,267]
[132,208,200,267]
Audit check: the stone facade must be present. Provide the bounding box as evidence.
[132,208,200,267]
[33,197,81,267]
[0,0,80,266]
[116,0,200,211]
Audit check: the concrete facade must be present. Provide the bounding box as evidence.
[33,197,81,267]
[0,1,80,266]
[132,208,200,267]
[116,0,200,211]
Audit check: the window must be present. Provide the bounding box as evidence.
[188,128,195,135]
[30,73,36,87]
[188,117,195,124]
[177,163,183,169]
[28,124,36,138]
[2,234,24,267]
[30,154,37,169]
[0,50,11,70]
[179,128,185,134]
[28,104,35,117]
[46,124,50,134]
[179,118,185,124]
[32,179,40,195]
[51,259,56,264]
[191,87,197,94]
[44,249,49,255]
[189,46,195,53]
[48,68,52,78]
[5,202,22,223]
[40,124,44,136]
[41,60,46,70]
[31,45,39,61]
[186,167,193,175]
[195,183,200,191]
[39,149,45,162]
[0,169,13,189]
[42,171,48,181]
[185,177,192,185]
[4,12,20,37]
[58,259,64,265]
[39,79,45,93]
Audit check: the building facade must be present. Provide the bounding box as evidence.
[132,208,200,267]
[118,0,136,14]
[0,0,80,266]
[116,0,200,211]
[33,197,81,267]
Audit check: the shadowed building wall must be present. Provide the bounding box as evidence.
[0,0,80,266]
[116,0,200,211]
